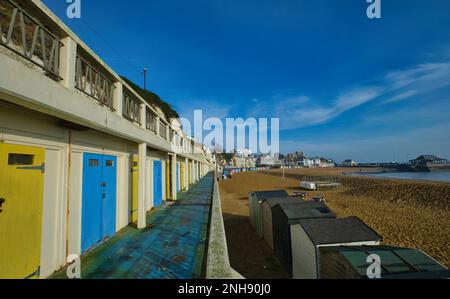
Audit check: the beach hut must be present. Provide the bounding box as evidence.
[290,217,383,279]
[272,202,337,275]
[248,190,289,235]
[262,197,304,250]
[320,245,448,279]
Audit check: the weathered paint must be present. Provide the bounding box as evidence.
[51,173,213,279]
[81,153,117,253]
[153,160,163,207]
[131,156,139,224]
[0,143,45,279]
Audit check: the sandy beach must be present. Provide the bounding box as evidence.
[219,168,450,278]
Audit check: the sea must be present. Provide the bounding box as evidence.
[353,170,450,183]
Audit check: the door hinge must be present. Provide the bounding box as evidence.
[17,163,45,173]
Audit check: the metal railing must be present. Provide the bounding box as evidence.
[122,92,141,124]
[146,108,157,133]
[169,129,174,143]
[159,122,167,140]
[75,55,116,109]
[0,0,61,80]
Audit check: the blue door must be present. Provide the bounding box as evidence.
[153,160,163,207]
[82,153,117,253]
[82,153,102,253]
[176,163,180,192]
[102,155,117,239]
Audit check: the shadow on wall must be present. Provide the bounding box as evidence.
[222,213,290,279]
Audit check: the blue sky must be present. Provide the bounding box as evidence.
[43,0,450,162]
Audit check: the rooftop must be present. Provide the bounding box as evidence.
[249,190,289,200]
[297,217,383,245]
[264,197,303,208]
[277,202,336,222]
[321,245,447,278]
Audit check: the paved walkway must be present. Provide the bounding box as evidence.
[52,173,214,279]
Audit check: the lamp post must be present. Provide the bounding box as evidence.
[143,68,148,90]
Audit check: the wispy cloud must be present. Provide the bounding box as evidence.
[248,86,384,130]
[385,62,450,90]
[249,61,450,130]
[383,90,417,104]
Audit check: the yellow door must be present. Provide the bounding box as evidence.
[0,143,45,279]
[180,163,185,190]
[188,162,191,186]
[131,156,138,224]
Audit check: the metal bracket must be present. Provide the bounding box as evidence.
[0,198,5,213]
[16,163,45,173]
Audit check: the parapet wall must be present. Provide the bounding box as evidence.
[206,174,244,279]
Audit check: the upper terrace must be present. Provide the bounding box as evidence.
[0,0,207,162]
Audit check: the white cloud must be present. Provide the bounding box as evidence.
[249,86,383,130]
[383,90,417,104]
[249,61,450,131]
[335,87,384,111]
[385,62,450,90]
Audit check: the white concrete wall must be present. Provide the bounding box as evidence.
[116,155,130,230]
[262,202,274,250]
[146,158,156,211]
[291,224,318,279]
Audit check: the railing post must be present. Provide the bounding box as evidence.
[156,116,160,136]
[140,103,146,129]
[59,37,77,90]
[114,82,123,117]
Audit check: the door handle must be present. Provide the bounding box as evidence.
[0,198,5,213]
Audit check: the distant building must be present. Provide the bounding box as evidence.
[233,156,256,168]
[259,155,277,166]
[409,155,449,170]
[342,159,358,167]
[301,157,335,168]
[320,158,335,168]
[410,155,448,166]
[236,148,252,158]
[286,151,305,166]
